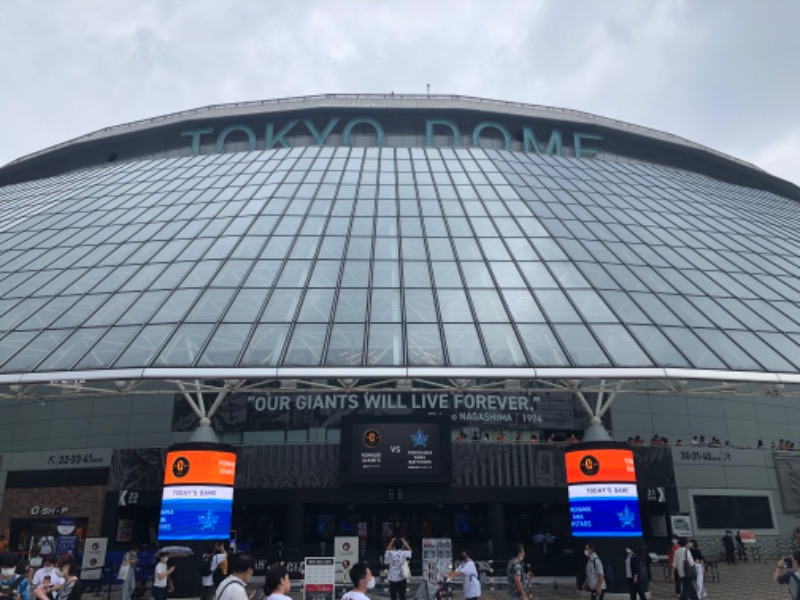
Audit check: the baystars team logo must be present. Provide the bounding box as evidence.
[410,429,429,447]
[199,510,219,531]
[617,505,636,528]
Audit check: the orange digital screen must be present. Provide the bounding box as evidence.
[565,449,636,484]
[163,450,236,486]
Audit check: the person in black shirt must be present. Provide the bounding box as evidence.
[774,551,800,598]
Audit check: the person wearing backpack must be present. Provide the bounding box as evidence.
[774,551,800,600]
[215,554,255,600]
[623,546,645,600]
[0,552,30,600]
[581,543,606,600]
[200,544,227,600]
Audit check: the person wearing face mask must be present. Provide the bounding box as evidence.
[32,556,64,600]
[153,552,175,600]
[264,565,291,600]
[445,548,481,600]
[668,536,681,596]
[0,552,30,600]
[342,562,375,600]
[215,553,256,600]
[623,547,645,600]
[582,544,606,600]
[52,556,81,600]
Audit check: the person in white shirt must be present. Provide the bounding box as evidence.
[215,553,255,600]
[384,537,412,600]
[201,543,228,600]
[671,538,698,600]
[264,564,292,600]
[153,551,175,600]
[341,562,375,600]
[445,548,481,600]
[582,544,606,600]
[31,555,64,600]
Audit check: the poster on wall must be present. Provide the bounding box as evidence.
[304,557,335,600]
[334,537,359,585]
[80,538,107,580]
[670,515,693,538]
[117,519,134,543]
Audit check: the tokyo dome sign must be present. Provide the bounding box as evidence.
[181,116,603,158]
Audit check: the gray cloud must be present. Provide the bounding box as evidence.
[1,0,798,184]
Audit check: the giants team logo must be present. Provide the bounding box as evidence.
[172,456,190,478]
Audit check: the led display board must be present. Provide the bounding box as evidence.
[566,447,642,538]
[158,445,236,541]
[341,418,451,484]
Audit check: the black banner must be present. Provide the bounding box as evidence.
[172,390,587,432]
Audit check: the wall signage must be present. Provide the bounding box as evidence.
[30,505,69,516]
[304,557,335,600]
[181,116,603,158]
[566,447,643,538]
[172,391,585,433]
[158,447,237,541]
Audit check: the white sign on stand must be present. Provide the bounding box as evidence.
[421,538,451,598]
[80,537,108,580]
[304,557,335,600]
[334,537,359,584]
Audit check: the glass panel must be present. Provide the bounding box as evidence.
[197,323,251,367]
[114,324,176,367]
[628,325,690,367]
[1,330,70,373]
[661,328,727,369]
[37,328,106,371]
[335,288,368,322]
[470,289,509,322]
[261,289,302,322]
[326,323,365,366]
[407,323,445,365]
[185,289,235,322]
[437,289,473,322]
[298,288,335,322]
[536,290,580,322]
[590,324,652,366]
[516,324,569,366]
[283,323,326,365]
[154,324,213,366]
[727,331,794,371]
[432,262,463,287]
[403,262,431,287]
[370,289,402,322]
[555,324,611,366]
[480,324,526,366]
[341,261,370,287]
[367,323,403,365]
[151,289,202,323]
[568,290,618,323]
[443,323,486,366]
[241,323,290,366]
[372,261,401,287]
[75,326,140,369]
[518,262,557,288]
[404,289,437,322]
[224,289,267,322]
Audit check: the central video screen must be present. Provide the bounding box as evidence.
[342,419,451,484]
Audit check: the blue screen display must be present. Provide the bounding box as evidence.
[158,486,233,541]
[569,497,643,538]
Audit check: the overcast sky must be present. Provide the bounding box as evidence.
[2,0,798,185]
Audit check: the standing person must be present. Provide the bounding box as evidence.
[201,544,228,600]
[121,546,138,600]
[341,562,375,600]
[153,552,175,600]
[668,536,681,596]
[721,530,735,566]
[53,556,82,600]
[215,554,255,600]
[735,530,747,562]
[624,546,645,600]
[32,555,64,599]
[671,538,698,600]
[0,552,31,600]
[688,540,706,599]
[582,544,606,600]
[506,544,528,600]
[264,565,291,600]
[445,548,481,600]
[774,551,800,598]
[384,537,411,600]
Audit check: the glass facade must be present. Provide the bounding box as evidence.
[2,133,800,375]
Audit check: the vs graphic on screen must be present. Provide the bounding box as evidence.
[158,448,236,541]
